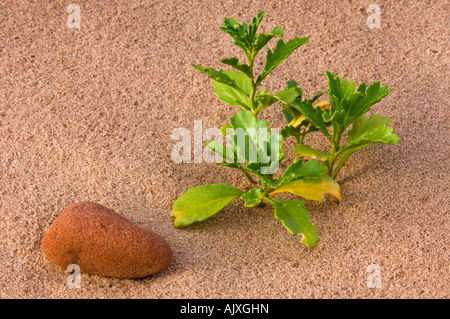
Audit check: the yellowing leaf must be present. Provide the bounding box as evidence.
[313,100,331,111]
[291,115,305,128]
[269,176,341,203]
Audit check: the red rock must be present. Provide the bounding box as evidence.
[41,201,172,279]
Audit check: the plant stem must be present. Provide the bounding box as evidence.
[299,128,306,144]
[331,150,354,179]
[294,133,300,145]
[249,84,257,115]
[239,166,256,184]
[328,143,338,173]
[327,126,343,177]
[247,49,258,115]
[250,80,257,115]
[263,195,276,205]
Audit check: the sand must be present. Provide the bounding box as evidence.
[0,0,448,298]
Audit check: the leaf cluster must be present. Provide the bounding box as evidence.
[285,71,399,178]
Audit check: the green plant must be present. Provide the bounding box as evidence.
[170,11,398,249]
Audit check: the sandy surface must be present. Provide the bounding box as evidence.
[0,0,448,298]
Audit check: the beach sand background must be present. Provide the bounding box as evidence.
[0,0,448,298]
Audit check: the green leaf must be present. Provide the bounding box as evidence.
[272,199,319,249]
[219,11,284,62]
[275,159,328,186]
[192,64,237,86]
[254,26,284,56]
[220,57,252,78]
[326,70,356,100]
[241,188,265,207]
[270,175,341,203]
[274,86,303,104]
[171,184,244,227]
[248,11,266,43]
[287,80,300,90]
[255,94,279,111]
[255,86,302,112]
[229,110,260,163]
[230,110,285,172]
[281,83,324,128]
[308,92,325,104]
[244,163,276,189]
[340,114,399,154]
[293,144,332,161]
[291,99,331,139]
[280,124,300,140]
[192,65,251,109]
[220,17,251,58]
[256,37,309,85]
[220,124,232,135]
[282,103,302,125]
[326,71,391,130]
[210,70,252,109]
[207,110,284,177]
[204,140,240,169]
[292,100,330,129]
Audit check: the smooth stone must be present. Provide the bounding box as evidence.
[41,201,172,279]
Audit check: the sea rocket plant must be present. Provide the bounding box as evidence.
[170,11,398,249]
